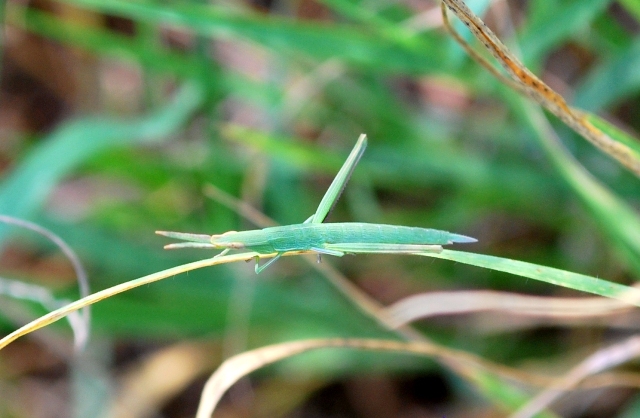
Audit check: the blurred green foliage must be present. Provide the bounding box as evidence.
[1,0,640,416]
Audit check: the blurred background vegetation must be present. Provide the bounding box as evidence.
[0,0,639,417]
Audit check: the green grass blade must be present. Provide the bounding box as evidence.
[424,249,640,305]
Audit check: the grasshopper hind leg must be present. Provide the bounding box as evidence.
[311,247,345,257]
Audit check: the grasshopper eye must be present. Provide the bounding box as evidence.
[211,231,239,247]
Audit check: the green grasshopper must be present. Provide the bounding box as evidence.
[157,134,476,273]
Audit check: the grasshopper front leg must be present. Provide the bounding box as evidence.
[254,253,283,274]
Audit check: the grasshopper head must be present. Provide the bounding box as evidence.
[210,231,245,250]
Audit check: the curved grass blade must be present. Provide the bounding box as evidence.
[0,215,90,350]
[3,246,638,351]
[196,338,560,418]
[0,250,301,351]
